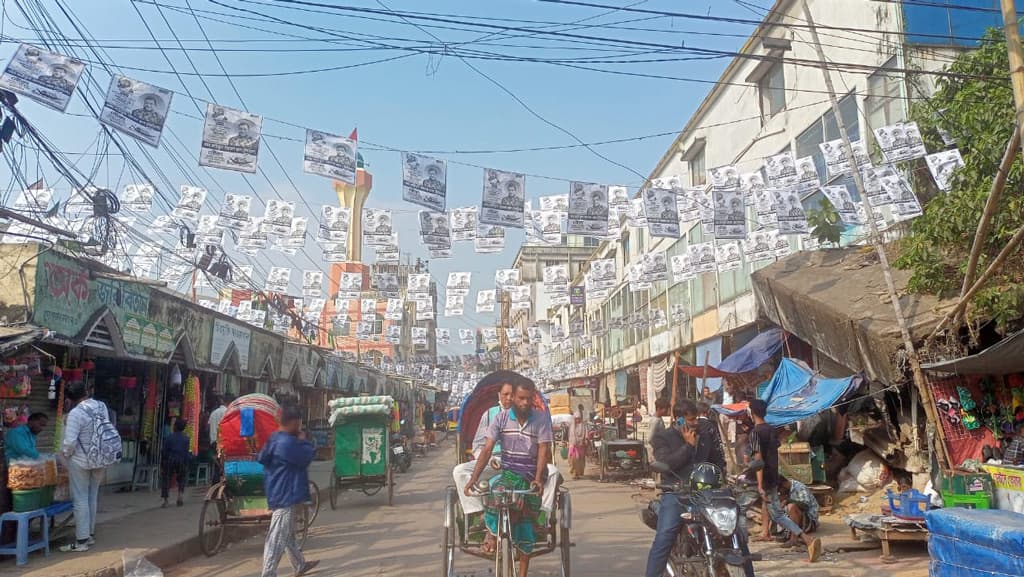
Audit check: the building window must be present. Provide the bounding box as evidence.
[795,93,859,184]
[867,57,901,131]
[758,61,786,119]
[902,1,1004,46]
[689,147,706,187]
[584,236,600,247]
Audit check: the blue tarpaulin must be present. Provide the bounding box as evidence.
[713,358,861,426]
[680,328,786,380]
[927,508,1024,577]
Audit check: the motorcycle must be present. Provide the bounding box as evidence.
[642,460,764,577]
[391,425,412,474]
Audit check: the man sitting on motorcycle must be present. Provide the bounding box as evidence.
[645,401,737,577]
[466,376,554,577]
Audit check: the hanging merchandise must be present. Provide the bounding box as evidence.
[141,378,158,442]
[183,375,201,455]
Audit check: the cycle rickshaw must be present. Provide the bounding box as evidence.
[442,371,572,577]
[199,394,320,556]
[326,395,396,508]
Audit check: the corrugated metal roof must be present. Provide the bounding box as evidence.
[922,328,1024,376]
[0,325,43,355]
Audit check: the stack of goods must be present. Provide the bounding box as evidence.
[8,454,58,511]
[219,394,281,458]
[327,396,394,427]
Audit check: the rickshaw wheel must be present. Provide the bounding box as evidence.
[559,525,571,577]
[305,481,320,529]
[498,536,515,577]
[294,503,309,547]
[442,487,456,577]
[329,473,338,510]
[386,466,394,506]
[198,489,227,557]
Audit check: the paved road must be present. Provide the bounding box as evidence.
[165,443,928,577]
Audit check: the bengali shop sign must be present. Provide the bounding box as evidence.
[982,464,1024,514]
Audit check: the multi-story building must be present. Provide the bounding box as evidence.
[561,0,981,404]
[508,237,598,373]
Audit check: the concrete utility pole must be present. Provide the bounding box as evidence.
[800,0,951,470]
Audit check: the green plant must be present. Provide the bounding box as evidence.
[805,199,842,247]
[895,28,1024,326]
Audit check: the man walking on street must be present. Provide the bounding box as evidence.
[749,399,822,562]
[208,395,229,484]
[258,405,319,577]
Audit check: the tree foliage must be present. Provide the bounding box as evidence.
[897,29,1024,329]
[805,199,842,247]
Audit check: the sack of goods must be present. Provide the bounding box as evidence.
[328,395,395,427]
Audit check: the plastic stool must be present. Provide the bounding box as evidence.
[0,509,49,566]
[194,463,210,486]
[132,465,159,492]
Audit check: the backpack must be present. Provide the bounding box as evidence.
[78,401,122,468]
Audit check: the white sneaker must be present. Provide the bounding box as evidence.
[86,536,96,546]
[60,542,90,552]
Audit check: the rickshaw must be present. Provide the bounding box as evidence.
[326,395,396,508]
[199,394,320,556]
[443,371,572,577]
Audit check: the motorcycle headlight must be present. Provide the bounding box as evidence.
[704,506,738,536]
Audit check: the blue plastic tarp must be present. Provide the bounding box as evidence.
[926,508,1024,577]
[712,358,861,426]
[718,328,785,373]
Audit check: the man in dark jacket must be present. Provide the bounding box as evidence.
[258,406,319,577]
[645,401,739,577]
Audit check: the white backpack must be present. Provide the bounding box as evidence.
[79,401,123,468]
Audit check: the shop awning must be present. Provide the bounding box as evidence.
[0,325,45,355]
[752,248,954,386]
[922,327,1024,375]
[678,328,786,378]
[713,358,862,426]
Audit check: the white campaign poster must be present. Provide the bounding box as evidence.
[446,272,472,296]
[362,208,393,247]
[303,129,357,184]
[474,223,505,253]
[451,207,478,241]
[239,218,268,252]
[407,273,431,299]
[642,187,680,238]
[199,103,262,173]
[772,189,809,235]
[715,242,743,273]
[302,270,323,297]
[765,151,798,188]
[539,194,569,213]
[12,186,52,213]
[263,199,295,236]
[173,185,206,221]
[339,271,363,298]
[480,168,526,228]
[419,211,451,249]
[218,193,252,230]
[318,205,350,243]
[743,230,775,263]
[670,254,694,283]
[925,149,965,191]
[689,241,717,274]
[99,74,172,148]
[120,184,154,213]
[821,185,862,225]
[401,152,447,212]
[476,289,496,313]
[0,44,85,112]
[495,269,520,291]
[197,215,224,247]
[567,181,609,236]
[265,267,291,293]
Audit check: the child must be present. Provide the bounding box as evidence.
[161,419,191,508]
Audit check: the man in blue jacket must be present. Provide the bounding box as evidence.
[259,405,319,577]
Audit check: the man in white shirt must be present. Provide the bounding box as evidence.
[59,383,110,552]
[208,395,230,483]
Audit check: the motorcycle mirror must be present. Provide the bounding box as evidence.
[745,459,765,474]
[475,481,490,493]
[650,461,672,475]
[400,419,406,425]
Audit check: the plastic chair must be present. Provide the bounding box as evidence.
[0,509,49,566]
[194,462,211,486]
[132,465,160,492]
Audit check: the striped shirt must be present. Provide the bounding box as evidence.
[485,408,553,479]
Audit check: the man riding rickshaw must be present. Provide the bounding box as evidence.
[444,371,570,577]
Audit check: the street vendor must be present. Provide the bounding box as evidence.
[466,375,555,577]
[5,412,47,462]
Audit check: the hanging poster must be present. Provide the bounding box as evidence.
[447,272,472,297]
[451,207,478,241]
[640,252,668,283]
[627,197,648,228]
[265,267,291,293]
[689,241,717,274]
[670,254,694,284]
[119,184,154,213]
[218,193,252,230]
[539,194,569,213]
[318,205,350,243]
[99,74,172,148]
[474,223,505,253]
[0,44,85,112]
[874,121,928,164]
[416,298,435,321]
[764,151,798,188]
[821,185,862,225]
[196,215,224,247]
[199,103,262,173]
[480,168,526,228]
[11,186,52,213]
[567,181,608,236]
[322,241,347,263]
[925,149,965,192]
[608,185,630,216]
[819,139,872,179]
[339,271,363,299]
[419,211,451,249]
[754,187,778,228]
[238,217,269,252]
[495,269,520,291]
[715,242,743,273]
[772,189,809,235]
[643,187,680,238]
[794,155,821,193]
[544,264,570,303]
[444,294,465,317]
[385,325,402,344]
[173,186,206,222]
[262,199,295,236]
[710,165,746,239]
[383,297,403,321]
[743,230,775,263]
[508,285,531,310]
[740,171,766,206]
[535,211,563,244]
[407,273,431,300]
[302,270,323,297]
[589,258,616,291]
[303,129,357,184]
[436,328,451,345]
[373,271,400,298]
[459,328,475,345]
[401,152,447,212]
[505,328,522,345]
[362,208,393,246]
[360,298,377,321]
[527,326,543,344]
[411,327,428,346]
[476,289,497,313]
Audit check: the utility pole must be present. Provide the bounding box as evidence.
[1001,0,1024,159]
[801,0,951,470]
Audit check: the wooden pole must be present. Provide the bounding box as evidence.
[699,350,711,401]
[669,351,680,409]
[1001,0,1024,159]
[801,0,951,470]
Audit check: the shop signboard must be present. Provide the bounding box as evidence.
[982,465,1024,514]
[211,319,251,371]
[248,330,282,379]
[122,314,175,357]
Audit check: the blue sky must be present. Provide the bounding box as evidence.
[0,0,768,356]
